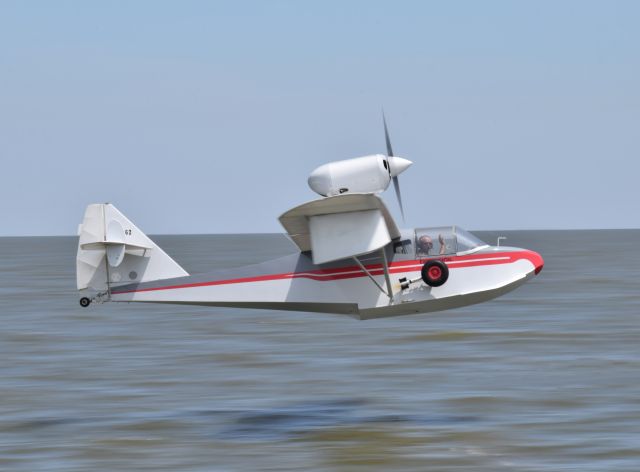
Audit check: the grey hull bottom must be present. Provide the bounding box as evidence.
[124,300,360,317]
[359,273,532,320]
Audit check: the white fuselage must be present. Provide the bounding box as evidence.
[109,244,543,320]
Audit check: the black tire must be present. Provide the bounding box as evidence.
[421,260,449,287]
[79,297,91,308]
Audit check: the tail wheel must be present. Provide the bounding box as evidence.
[421,260,449,287]
[79,297,91,308]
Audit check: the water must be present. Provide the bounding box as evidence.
[0,230,639,471]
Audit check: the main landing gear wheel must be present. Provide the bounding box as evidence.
[79,297,91,308]
[421,260,449,287]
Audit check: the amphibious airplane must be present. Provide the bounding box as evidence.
[76,118,543,320]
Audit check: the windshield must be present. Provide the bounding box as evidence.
[455,227,488,253]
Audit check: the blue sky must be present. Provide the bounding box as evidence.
[1,1,638,235]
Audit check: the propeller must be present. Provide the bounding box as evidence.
[382,112,411,222]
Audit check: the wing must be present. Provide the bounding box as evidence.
[278,193,401,265]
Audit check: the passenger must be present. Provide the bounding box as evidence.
[418,235,433,255]
[439,234,447,255]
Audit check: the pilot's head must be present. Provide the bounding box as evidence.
[418,235,433,254]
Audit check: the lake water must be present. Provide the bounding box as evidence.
[1,230,638,471]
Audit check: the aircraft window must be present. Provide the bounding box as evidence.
[393,239,412,254]
[415,227,487,257]
[455,227,488,253]
[415,227,456,257]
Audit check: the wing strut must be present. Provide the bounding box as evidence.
[380,248,394,303]
[352,249,395,303]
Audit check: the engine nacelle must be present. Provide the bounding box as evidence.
[308,154,412,197]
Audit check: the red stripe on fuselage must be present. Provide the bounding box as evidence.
[110,251,536,295]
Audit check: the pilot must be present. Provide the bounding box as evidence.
[418,235,433,255]
[439,234,447,255]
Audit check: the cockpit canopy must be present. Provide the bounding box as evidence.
[393,226,488,258]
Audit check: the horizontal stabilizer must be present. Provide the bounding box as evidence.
[81,241,152,250]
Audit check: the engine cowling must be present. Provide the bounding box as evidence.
[308,154,412,197]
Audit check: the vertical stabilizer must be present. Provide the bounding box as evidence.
[76,203,188,291]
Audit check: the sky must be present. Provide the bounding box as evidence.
[1,0,639,236]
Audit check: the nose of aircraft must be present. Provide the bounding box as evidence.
[527,250,544,275]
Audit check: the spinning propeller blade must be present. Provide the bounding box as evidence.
[382,111,407,222]
[383,111,394,158]
[392,175,405,221]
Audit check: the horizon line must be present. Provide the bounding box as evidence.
[2,227,640,238]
